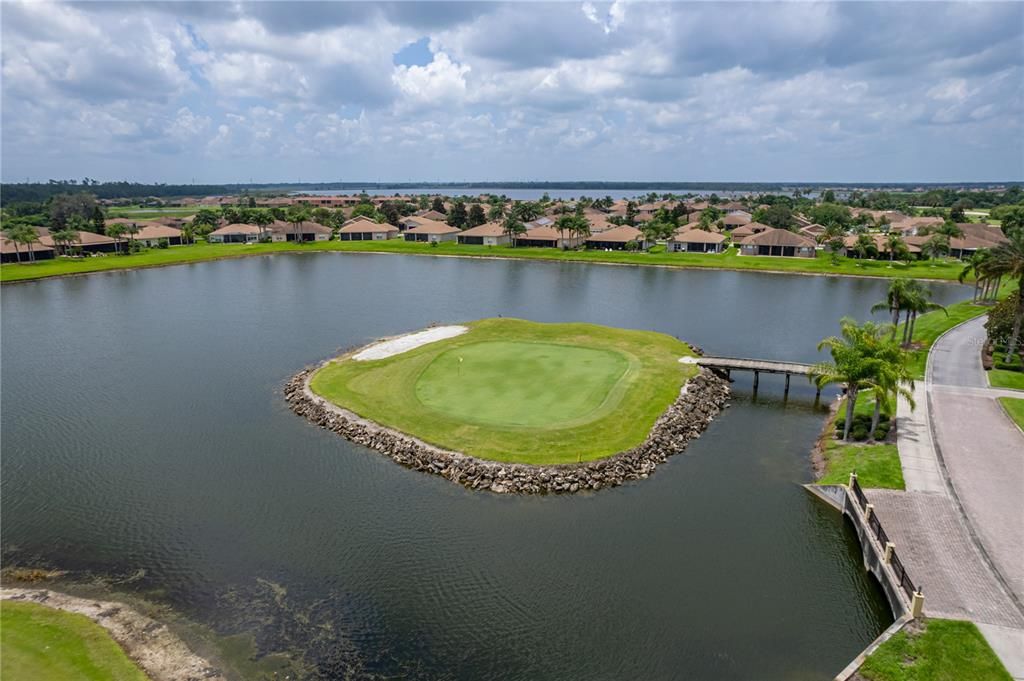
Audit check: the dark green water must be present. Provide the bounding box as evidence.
[0,254,970,679]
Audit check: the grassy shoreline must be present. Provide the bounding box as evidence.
[1,600,147,681]
[1,239,974,283]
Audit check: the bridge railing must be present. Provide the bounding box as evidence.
[849,474,921,609]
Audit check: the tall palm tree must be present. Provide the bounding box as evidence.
[810,318,890,442]
[50,227,80,256]
[502,215,525,247]
[863,344,916,439]
[3,224,29,263]
[959,250,991,302]
[886,233,905,264]
[986,229,1024,361]
[105,223,127,254]
[286,205,311,242]
[871,278,911,340]
[252,209,273,242]
[901,280,946,347]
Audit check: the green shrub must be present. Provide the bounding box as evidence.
[850,425,869,441]
[157,238,169,249]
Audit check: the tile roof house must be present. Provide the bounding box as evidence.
[457,222,510,246]
[738,228,817,258]
[208,223,263,243]
[403,219,460,243]
[269,220,332,242]
[585,225,647,251]
[515,225,583,249]
[666,229,728,253]
[336,218,399,241]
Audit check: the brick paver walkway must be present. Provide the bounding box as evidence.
[883,315,1024,678]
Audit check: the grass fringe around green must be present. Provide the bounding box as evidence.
[1,239,976,283]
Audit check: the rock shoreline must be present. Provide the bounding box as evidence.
[284,364,730,494]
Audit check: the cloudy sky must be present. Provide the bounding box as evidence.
[2,1,1022,184]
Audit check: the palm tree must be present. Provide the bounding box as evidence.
[900,280,946,347]
[863,345,916,439]
[3,224,36,263]
[286,205,311,242]
[986,229,1024,362]
[921,233,949,262]
[105,222,127,254]
[886,233,905,264]
[959,250,991,302]
[251,209,273,242]
[502,215,525,247]
[871,278,911,340]
[50,227,80,256]
[123,221,141,251]
[810,318,890,442]
[854,233,876,261]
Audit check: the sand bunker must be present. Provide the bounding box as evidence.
[352,325,468,361]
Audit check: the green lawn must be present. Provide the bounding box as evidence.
[106,206,198,218]
[819,441,904,489]
[989,370,1024,390]
[1,600,147,681]
[859,618,1010,681]
[1,239,972,283]
[998,398,1024,429]
[819,393,904,489]
[309,318,697,464]
[906,300,990,379]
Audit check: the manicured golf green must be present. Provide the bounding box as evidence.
[1,601,147,681]
[310,318,698,464]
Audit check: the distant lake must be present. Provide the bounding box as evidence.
[1,254,968,680]
[295,186,819,201]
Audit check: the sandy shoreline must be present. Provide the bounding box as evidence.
[1,587,226,681]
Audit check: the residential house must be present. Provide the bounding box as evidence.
[336,219,399,241]
[1,235,55,263]
[585,225,646,250]
[208,223,263,243]
[722,212,751,228]
[403,219,460,243]
[269,220,331,242]
[516,225,583,249]
[457,222,510,246]
[739,228,816,257]
[799,224,827,241]
[666,229,727,253]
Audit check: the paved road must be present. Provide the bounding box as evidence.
[929,316,1024,608]
[882,314,1024,679]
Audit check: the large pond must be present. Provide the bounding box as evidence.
[1,254,969,680]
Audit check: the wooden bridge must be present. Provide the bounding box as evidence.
[695,356,820,396]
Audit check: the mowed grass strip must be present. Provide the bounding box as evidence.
[310,318,697,464]
[1,601,147,681]
[1,239,974,283]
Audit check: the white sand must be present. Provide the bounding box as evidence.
[352,325,469,361]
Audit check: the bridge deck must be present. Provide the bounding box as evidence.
[696,356,814,375]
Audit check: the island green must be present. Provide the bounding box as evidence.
[309,318,697,464]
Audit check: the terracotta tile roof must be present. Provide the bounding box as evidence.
[210,223,262,236]
[743,227,816,248]
[404,218,460,235]
[459,222,506,237]
[672,229,727,244]
[586,225,643,243]
[337,219,398,234]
